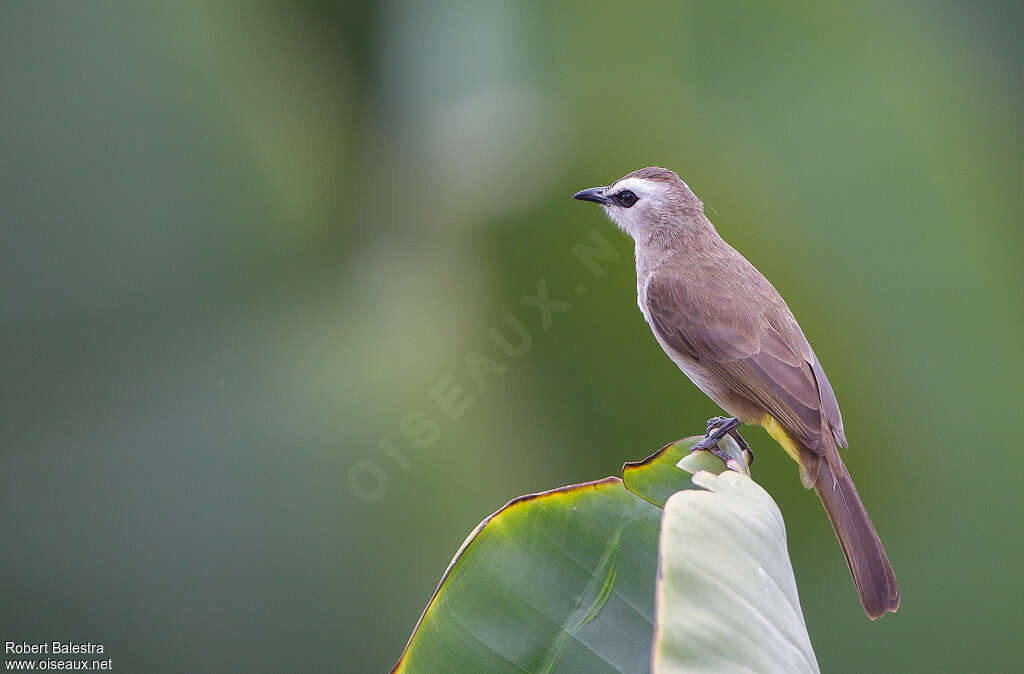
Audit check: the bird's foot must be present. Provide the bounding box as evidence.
[705,416,732,436]
[692,416,754,466]
[689,435,732,463]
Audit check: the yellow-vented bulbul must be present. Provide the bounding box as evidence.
[573,166,899,619]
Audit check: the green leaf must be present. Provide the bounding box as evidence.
[623,435,752,509]
[394,477,663,673]
[396,443,814,673]
[622,437,702,508]
[652,470,819,674]
[674,450,728,478]
[676,435,749,479]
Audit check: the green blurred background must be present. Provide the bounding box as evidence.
[2,1,1023,672]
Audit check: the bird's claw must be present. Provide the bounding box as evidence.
[691,415,755,466]
[705,416,731,436]
[689,434,733,463]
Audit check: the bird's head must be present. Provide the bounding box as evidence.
[572,166,703,240]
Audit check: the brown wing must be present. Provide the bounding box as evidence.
[645,258,845,453]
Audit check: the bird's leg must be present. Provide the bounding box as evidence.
[705,416,732,436]
[712,418,753,465]
[690,416,740,461]
[692,416,754,466]
[727,428,754,466]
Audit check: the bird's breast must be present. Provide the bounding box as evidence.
[637,276,757,421]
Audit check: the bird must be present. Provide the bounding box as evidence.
[572,166,899,619]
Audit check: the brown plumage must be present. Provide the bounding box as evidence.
[574,166,899,619]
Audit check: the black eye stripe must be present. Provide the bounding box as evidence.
[616,190,638,208]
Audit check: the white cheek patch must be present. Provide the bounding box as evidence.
[605,206,640,237]
[602,178,669,239]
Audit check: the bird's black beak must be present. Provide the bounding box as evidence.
[572,186,611,205]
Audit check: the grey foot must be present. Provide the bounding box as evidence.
[693,416,754,466]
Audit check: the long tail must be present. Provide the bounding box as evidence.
[810,448,900,619]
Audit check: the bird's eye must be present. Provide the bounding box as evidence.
[617,190,638,208]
